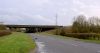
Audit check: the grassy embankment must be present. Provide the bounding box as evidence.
[0,32,36,53]
[39,30,100,44]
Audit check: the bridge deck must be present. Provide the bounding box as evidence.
[4,25,63,28]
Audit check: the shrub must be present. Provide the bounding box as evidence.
[64,33,100,39]
[59,28,66,36]
[0,30,11,37]
[0,25,6,30]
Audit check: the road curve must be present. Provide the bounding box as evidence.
[29,34,100,53]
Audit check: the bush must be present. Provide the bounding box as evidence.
[0,30,11,37]
[0,25,6,30]
[59,29,66,36]
[64,33,100,40]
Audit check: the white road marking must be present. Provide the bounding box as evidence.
[72,44,78,46]
[36,42,46,53]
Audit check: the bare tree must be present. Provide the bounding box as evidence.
[72,15,100,33]
[72,15,87,33]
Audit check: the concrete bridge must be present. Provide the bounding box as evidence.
[4,25,62,33]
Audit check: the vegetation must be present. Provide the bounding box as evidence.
[64,15,100,39]
[0,32,35,53]
[0,30,11,36]
[55,15,100,40]
[0,24,6,30]
[63,33,100,40]
[72,15,100,33]
[0,24,11,36]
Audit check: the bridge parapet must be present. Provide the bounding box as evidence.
[4,25,63,33]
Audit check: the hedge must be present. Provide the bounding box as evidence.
[63,33,100,40]
[0,30,11,37]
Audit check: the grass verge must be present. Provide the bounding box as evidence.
[80,39,100,44]
[0,32,36,53]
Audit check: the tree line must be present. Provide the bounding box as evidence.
[55,15,100,40]
[72,15,100,33]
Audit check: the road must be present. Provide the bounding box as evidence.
[29,34,100,53]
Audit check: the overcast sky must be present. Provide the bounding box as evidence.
[0,0,100,26]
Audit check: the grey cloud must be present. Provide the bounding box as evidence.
[0,0,100,25]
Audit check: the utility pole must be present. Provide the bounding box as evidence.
[56,14,58,26]
[55,13,58,35]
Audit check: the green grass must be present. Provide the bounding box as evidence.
[0,32,36,53]
[80,39,100,44]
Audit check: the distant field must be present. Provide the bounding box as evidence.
[0,32,35,53]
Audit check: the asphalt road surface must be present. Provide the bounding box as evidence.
[29,34,100,53]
